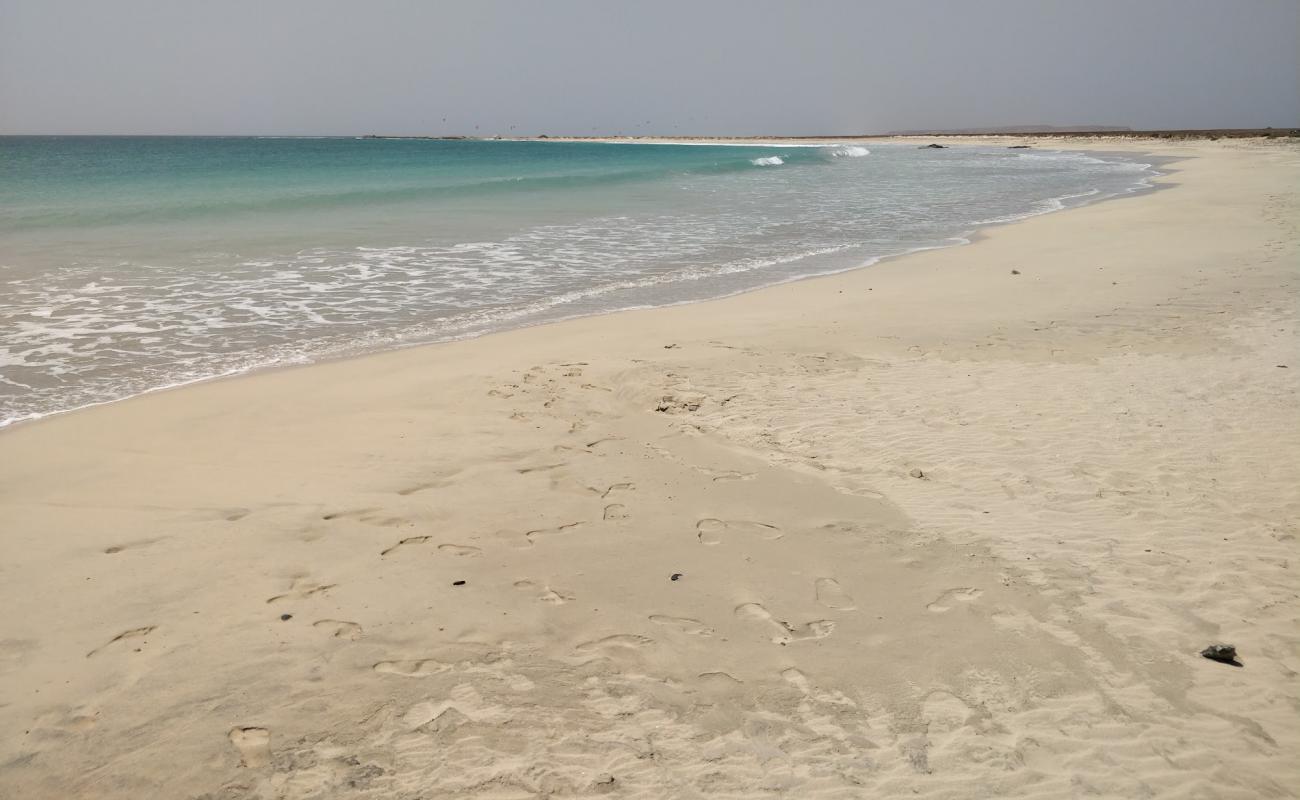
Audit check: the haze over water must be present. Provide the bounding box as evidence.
[0,137,1155,426]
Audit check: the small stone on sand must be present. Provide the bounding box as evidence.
[1200,643,1241,666]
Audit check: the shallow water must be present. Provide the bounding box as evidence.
[0,137,1155,426]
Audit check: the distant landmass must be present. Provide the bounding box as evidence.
[878,126,1298,140]
[886,125,1132,135]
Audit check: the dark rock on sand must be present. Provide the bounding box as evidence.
[1011,269,1021,275]
[452,580,466,586]
[909,468,926,479]
[280,614,293,621]
[1200,644,1242,666]
[670,573,683,581]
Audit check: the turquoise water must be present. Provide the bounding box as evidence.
[0,137,1155,426]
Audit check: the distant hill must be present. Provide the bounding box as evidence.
[886,125,1132,135]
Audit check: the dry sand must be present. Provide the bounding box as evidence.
[0,138,1297,799]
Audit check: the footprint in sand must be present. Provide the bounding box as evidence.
[322,508,410,527]
[696,518,783,545]
[598,482,635,498]
[517,462,567,475]
[102,537,165,555]
[781,667,814,693]
[514,580,576,604]
[228,727,271,768]
[603,503,629,521]
[575,634,654,653]
[921,690,976,734]
[707,470,756,483]
[31,707,100,735]
[698,671,744,688]
[322,508,369,521]
[381,536,431,556]
[926,588,983,613]
[405,702,472,733]
[313,620,363,640]
[525,521,586,544]
[86,626,157,658]
[437,543,482,557]
[814,578,857,610]
[782,668,858,707]
[266,580,336,604]
[373,659,448,677]
[649,615,715,636]
[734,603,834,645]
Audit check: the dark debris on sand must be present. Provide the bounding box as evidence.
[1200,643,1242,666]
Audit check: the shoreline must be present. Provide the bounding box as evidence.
[1,137,1296,798]
[0,140,1166,434]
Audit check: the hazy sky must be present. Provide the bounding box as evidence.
[1,0,1296,136]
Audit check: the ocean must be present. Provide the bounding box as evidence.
[0,136,1156,427]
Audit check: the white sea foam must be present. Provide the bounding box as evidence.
[750,156,785,166]
[967,188,1103,226]
[826,145,870,158]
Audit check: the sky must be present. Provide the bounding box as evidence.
[1,0,1296,136]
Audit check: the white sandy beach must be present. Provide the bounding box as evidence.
[0,137,1297,799]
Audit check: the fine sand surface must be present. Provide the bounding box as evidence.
[0,138,1297,799]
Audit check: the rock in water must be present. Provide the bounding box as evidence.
[1200,644,1241,666]
[920,143,947,149]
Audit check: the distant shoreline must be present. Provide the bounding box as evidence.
[355,128,1300,142]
